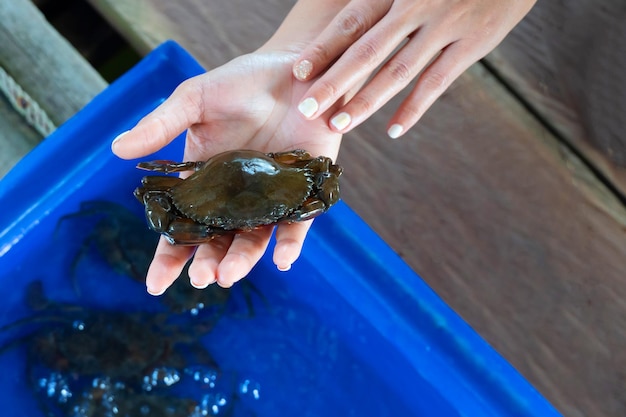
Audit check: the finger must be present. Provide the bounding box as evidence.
[111,78,204,159]
[273,221,313,271]
[296,21,410,121]
[187,234,234,288]
[293,0,392,81]
[389,41,480,138]
[325,28,447,133]
[216,227,275,288]
[145,236,196,296]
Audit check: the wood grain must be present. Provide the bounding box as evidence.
[87,1,626,415]
[0,0,107,177]
[0,0,107,125]
[341,67,626,417]
[0,94,41,177]
[485,0,626,196]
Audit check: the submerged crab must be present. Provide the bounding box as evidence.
[0,282,227,417]
[56,200,155,282]
[57,200,263,316]
[0,281,217,382]
[134,149,342,245]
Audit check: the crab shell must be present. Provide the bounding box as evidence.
[134,150,342,244]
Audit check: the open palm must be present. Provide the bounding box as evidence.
[112,50,342,294]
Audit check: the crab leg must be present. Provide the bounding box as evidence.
[136,160,206,173]
[282,198,327,222]
[266,150,312,165]
[162,219,233,245]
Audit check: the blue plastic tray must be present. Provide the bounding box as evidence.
[0,41,561,416]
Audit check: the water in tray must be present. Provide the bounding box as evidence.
[0,199,442,417]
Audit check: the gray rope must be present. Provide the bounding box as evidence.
[0,65,56,137]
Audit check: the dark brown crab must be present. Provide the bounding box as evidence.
[57,200,263,316]
[0,282,219,417]
[134,149,342,245]
[0,281,217,382]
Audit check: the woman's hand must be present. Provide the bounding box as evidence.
[292,0,536,138]
[112,51,342,294]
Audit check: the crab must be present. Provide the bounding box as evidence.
[0,282,228,417]
[56,200,263,316]
[133,149,342,245]
[56,200,155,282]
[0,281,217,382]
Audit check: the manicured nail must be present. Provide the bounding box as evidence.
[216,278,234,289]
[330,112,351,131]
[298,97,319,118]
[293,59,313,81]
[190,279,210,289]
[111,130,129,149]
[147,286,165,296]
[277,264,292,272]
[387,124,403,139]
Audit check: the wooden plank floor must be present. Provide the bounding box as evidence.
[87,1,626,416]
[485,0,626,196]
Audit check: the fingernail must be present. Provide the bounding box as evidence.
[111,130,130,149]
[190,279,210,289]
[387,124,403,139]
[293,59,313,81]
[298,97,319,118]
[216,278,234,289]
[330,112,351,131]
[147,286,165,296]
[277,264,291,272]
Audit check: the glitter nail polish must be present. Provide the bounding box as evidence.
[293,59,313,81]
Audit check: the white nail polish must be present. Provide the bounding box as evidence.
[293,59,313,81]
[111,130,130,148]
[387,124,403,139]
[190,279,210,289]
[298,97,319,118]
[277,264,292,272]
[330,112,351,131]
[147,286,165,296]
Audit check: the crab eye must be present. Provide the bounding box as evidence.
[315,172,331,187]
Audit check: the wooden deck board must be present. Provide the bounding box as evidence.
[0,94,42,178]
[87,1,626,415]
[0,0,107,178]
[485,0,626,196]
[0,0,107,125]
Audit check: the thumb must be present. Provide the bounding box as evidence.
[111,80,204,159]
